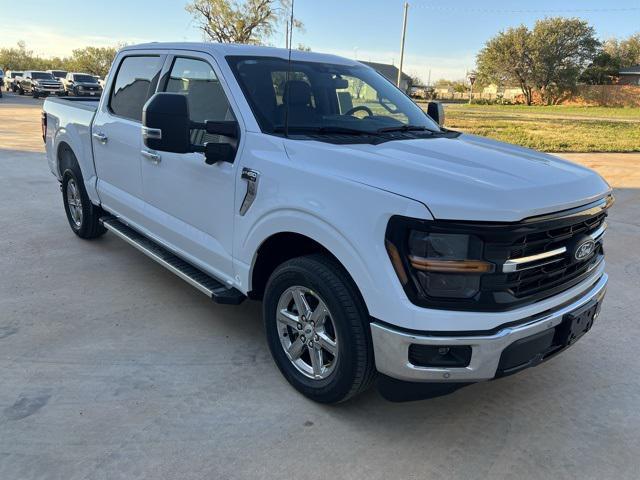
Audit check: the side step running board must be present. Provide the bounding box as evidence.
[100,216,245,305]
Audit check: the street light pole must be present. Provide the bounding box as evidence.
[397,2,409,88]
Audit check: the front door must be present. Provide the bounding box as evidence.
[140,54,241,282]
[92,53,165,225]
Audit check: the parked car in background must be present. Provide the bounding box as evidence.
[63,72,103,97]
[47,69,68,83]
[5,70,23,92]
[19,71,64,98]
[0,69,4,96]
[91,75,106,88]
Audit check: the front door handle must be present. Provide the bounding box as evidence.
[141,149,161,164]
[92,132,108,144]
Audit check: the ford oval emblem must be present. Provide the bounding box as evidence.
[574,239,596,261]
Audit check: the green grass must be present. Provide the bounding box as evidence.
[446,104,640,119]
[435,104,640,152]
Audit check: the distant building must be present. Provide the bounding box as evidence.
[361,61,412,92]
[482,84,524,100]
[618,65,640,85]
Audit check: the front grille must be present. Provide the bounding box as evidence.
[503,245,603,298]
[386,196,612,312]
[504,209,606,259]
[484,205,608,302]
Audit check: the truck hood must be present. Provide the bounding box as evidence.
[285,133,610,222]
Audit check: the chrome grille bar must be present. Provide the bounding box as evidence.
[502,222,607,273]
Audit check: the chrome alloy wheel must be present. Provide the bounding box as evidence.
[276,286,339,380]
[66,177,83,228]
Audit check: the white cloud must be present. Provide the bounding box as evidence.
[314,47,476,83]
[0,24,152,57]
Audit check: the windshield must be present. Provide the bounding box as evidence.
[32,72,54,80]
[226,56,439,135]
[11,72,22,78]
[51,70,67,77]
[74,74,98,83]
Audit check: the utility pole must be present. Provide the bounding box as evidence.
[397,2,409,88]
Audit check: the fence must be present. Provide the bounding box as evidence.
[431,85,640,106]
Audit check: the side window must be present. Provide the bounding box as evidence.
[164,57,235,146]
[109,55,162,122]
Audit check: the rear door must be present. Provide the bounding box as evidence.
[139,52,242,281]
[92,52,165,225]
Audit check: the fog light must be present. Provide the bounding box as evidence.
[408,344,472,367]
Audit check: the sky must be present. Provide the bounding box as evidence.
[0,0,638,82]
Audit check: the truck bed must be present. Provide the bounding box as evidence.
[45,96,100,112]
[44,96,100,193]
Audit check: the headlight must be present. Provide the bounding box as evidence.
[78,85,84,90]
[385,218,494,302]
[407,232,491,298]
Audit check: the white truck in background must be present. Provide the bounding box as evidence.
[43,43,611,402]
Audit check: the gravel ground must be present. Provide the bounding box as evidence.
[1,92,639,480]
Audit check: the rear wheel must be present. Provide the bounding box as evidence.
[263,254,375,403]
[60,151,106,239]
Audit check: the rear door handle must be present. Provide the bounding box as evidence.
[92,132,108,144]
[141,149,161,164]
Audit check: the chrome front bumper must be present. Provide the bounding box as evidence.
[371,273,608,383]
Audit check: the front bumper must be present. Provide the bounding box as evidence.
[371,272,608,383]
[35,88,64,96]
[75,89,102,96]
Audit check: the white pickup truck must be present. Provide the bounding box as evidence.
[43,43,612,403]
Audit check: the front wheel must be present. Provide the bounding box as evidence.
[263,254,376,403]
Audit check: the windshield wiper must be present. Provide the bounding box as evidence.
[376,124,436,133]
[273,125,380,135]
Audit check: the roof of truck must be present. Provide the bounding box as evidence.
[122,42,360,66]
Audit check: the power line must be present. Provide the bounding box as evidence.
[411,4,640,14]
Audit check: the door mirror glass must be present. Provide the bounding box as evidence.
[142,93,191,153]
[206,120,239,138]
[427,101,445,126]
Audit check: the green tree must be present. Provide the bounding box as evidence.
[476,25,535,104]
[477,18,599,105]
[0,41,37,71]
[579,51,621,85]
[529,18,599,104]
[186,0,301,45]
[68,47,118,77]
[604,33,640,68]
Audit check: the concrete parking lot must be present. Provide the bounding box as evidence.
[1,92,639,480]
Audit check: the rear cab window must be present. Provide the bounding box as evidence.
[108,55,163,122]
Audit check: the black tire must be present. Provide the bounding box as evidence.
[18,86,24,95]
[33,91,38,99]
[61,151,106,239]
[263,254,376,403]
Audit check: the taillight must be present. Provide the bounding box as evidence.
[41,111,47,143]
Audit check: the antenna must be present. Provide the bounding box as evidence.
[284,0,295,138]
